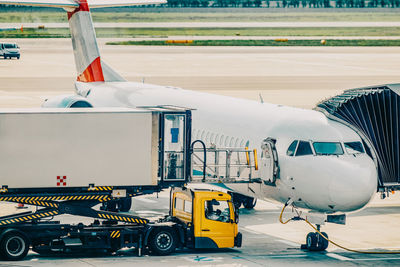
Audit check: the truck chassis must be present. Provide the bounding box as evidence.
[0,187,188,260]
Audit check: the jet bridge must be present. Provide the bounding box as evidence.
[316,84,400,190]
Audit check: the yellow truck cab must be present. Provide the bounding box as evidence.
[171,187,242,249]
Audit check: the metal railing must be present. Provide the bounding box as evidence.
[190,144,259,183]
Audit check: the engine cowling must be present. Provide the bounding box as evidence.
[42,95,93,108]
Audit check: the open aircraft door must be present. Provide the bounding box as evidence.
[260,138,279,185]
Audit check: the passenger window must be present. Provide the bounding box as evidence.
[295,141,313,156]
[184,201,192,213]
[175,198,184,211]
[287,140,298,156]
[204,200,230,223]
[344,142,364,154]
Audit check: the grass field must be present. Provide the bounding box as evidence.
[106,39,400,46]
[1,11,400,23]
[1,27,399,38]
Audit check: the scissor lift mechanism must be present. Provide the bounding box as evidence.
[0,187,150,226]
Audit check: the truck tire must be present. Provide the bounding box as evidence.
[0,231,30,261]
[148,227,177,256]
[118,198,132,212]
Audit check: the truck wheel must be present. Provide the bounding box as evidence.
[118,198,132,212]
[243,198,257,209]
[149,227,177,256]
[0,231,30,261]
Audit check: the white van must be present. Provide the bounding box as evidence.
[0,43,20,59]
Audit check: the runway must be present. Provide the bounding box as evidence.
[1,38,400,109]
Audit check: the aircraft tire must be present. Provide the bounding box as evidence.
[306,232,318,251]
[118,197,132,212]
[317,232,329,251]
[243,198,257,209]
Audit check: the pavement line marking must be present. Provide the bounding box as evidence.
[277,239,300,247]
[267,254,308,258]
[135,198,157,203]
[326,253,352,261]
[351,257,400,261]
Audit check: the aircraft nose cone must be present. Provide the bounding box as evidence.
[328,155,377,212]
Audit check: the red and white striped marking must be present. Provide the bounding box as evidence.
[67,0,104,83]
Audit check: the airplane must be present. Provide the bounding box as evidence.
[0,26,23,32]
[0,0,379,252]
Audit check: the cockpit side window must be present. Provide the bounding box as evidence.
[344,142,364,154]
[295,141,313,156]
[313,142,344,155]
[286,140,298,156]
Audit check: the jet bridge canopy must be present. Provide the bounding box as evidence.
[316,84,400,189]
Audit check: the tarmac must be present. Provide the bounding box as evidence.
[2,190,400,266]
[1,38,400,265]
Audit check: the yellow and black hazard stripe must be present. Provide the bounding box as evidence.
[0,210,59,225]
[97,213,148,225]
[88,186,113,191]
[0,194,110,204]
[110,230,121,239]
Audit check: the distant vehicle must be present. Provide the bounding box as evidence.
[0,43,20,59]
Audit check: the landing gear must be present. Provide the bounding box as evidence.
[101,198,132,212]
[243,198,257,209]
[229,192,257,210]
[304,225,329,251]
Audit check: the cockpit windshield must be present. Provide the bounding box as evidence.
[313,142,344,155]
[344,142,364,154]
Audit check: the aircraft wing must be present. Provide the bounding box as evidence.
[88,0,167,7]
[0,0,78,8]
[0,0,166,8]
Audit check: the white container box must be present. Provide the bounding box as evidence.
[0,108,159,189]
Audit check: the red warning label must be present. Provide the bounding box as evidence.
[57,176,67,186]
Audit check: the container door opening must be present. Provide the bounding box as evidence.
[159,111,191,186]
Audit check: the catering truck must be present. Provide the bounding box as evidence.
[0,107,241,260]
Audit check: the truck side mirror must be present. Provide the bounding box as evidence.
[234,208,239,224]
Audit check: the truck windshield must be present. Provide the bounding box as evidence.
[313,142,344,155]
[205,200,230,223]
[4,44,17,49]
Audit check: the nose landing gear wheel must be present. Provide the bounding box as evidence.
[306,232,329,251]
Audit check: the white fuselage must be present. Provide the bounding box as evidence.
[82,81,378,213]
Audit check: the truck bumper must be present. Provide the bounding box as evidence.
[4,53,19,58]
[234,232,242,247]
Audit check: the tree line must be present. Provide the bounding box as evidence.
[1,0,400,9]
[167,0,400,7]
